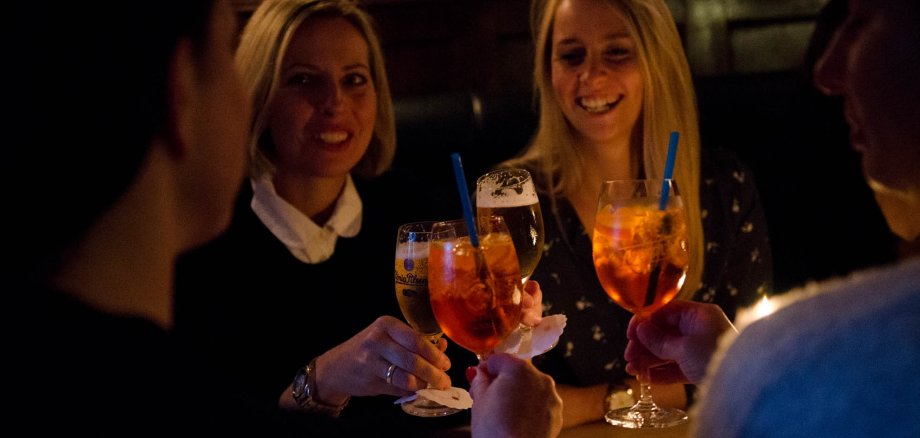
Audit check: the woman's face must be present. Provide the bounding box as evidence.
[814,0,920,239]
[550,0,643,147]
[268,16,377,179]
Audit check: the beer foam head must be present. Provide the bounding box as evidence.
[476,177,539,207]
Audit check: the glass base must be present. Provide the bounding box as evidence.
[605,405,688,429]
[401,397,462,417]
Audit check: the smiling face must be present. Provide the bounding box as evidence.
[550,0,644,148]
[814,0,920,239]
[267,16,377,180]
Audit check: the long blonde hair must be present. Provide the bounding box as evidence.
[510,0,703,297]
[234,0,396,180]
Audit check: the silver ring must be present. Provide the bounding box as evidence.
[385,363,398,385]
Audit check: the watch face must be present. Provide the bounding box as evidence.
[607,390,635,411]
[293,367,308,398]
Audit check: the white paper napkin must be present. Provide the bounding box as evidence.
[394,386,473,410]
[393,315,566,409]
[494,314,567,359]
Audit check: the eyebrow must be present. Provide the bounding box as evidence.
[344,62,371,71]
[281,61,371,73]
[555,32,632,46]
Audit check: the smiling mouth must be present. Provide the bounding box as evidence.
[577,96,623,114]
[315,131,349,145]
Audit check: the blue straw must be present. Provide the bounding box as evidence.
[644,131,680,307]
[451,153,480,247]
[658,131,679,210]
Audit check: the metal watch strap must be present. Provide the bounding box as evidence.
[293,358,350,418]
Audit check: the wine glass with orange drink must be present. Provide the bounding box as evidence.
[592,179,690,428]
[427,216,523,362]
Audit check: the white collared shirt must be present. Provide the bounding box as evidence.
[250,175,362,264]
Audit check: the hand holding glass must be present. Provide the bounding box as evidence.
[394,221,462,417]
[592,179,689,428]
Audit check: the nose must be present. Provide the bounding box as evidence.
[813,30,846,96]
[317,80,344,115]
[579,54,608,85]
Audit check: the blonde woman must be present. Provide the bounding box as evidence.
[173,0,459,431]
[175,0,549,432]
[504,0,773,428]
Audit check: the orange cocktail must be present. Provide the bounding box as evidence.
[429,221,522,359]
[594,178,691,429]
[592,203,688,317]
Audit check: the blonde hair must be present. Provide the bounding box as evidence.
[511,0,703,297]
[235,0,396,180]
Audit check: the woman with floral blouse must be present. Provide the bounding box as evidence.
[502,0,773,428]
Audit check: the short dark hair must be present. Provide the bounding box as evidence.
[1,1,216,279]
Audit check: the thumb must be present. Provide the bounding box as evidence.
[468,362,493,401]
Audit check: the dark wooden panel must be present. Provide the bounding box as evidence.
[368,0,532,97]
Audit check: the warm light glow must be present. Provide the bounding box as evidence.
[752,295,776,320]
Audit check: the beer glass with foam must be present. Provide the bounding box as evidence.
[394,221,462,417]
[475,168,544,283]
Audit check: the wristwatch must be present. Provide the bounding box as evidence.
[292,358,350,417]
[605,382,635,412]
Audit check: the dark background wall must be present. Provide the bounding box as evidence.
[231,0,831,96]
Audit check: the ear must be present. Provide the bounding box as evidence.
[164,37,196,158]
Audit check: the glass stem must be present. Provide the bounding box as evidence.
[633,370,658,412]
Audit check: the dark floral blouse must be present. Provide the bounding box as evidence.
[529,147,773,388]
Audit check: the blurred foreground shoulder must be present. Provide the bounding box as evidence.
[694,257,920,438]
